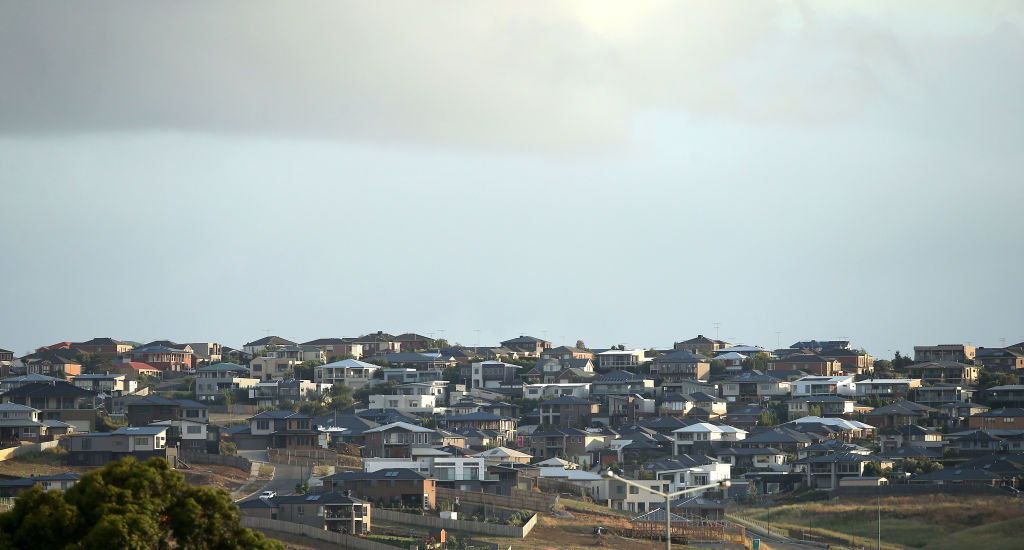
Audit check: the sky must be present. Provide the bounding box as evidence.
[2,1,1023,357]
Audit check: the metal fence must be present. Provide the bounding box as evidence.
[374,508,538,538]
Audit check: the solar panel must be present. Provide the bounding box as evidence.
[306,495,320,501]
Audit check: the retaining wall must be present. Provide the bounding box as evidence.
[240,517,396,550]
[182,451,251,472]
[375,508,537,538]
[0,440,60,462]
[436,487,557,512]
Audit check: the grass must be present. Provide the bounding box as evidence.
[737,494,1024,549]
[258,464,275,478]
[922,516,1024,550]
[560,497,634,518]
[360,534,418,548]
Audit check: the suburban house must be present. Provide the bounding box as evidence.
[968,408,1024,430]
[150,418,216,454]
[855,378,922,399]
[523,428,606,463]
[71,373,136,396]
[936,401,990,430]
[591,370,655,398]
[913,344,976,363]
[364,352,457,371]
[541,346,594,360]
[538,396,600,427]
[715,447,787,472]
[369,381,448,415]
[0,381,98,432]
[321,468,437,509]
[243,336,297,357]
[673,335,729,355]
[786,395,856,419]
[301,337,365,360]
[249,379,324,408]
[247,409,319,449]
[770,354,842,377]
[349,332,402,356]
[879,425,943,451]
[110,361,162,380]
[66,426,174,466]
[315,359,380,390]
[185,342,222,366]
[980,385,1024,409]
[124,395,209,426]
[440,411,517,445]
[796,452,893,489]
[0,403,72,443]
[362,422,436,458]
[721,371,790,402]
[17,349,83,379]
[239,492,371,534]
[124,345,195,374]
[596,349,647,371]
[0,473,79,498]
[523,383,591,400]
[673,423,746,455]
[904,361,980,385]
[470,361,519,389]
[909,384,974,408]
[819,348,875,375]
[864,401,937,428]
[790,375,856,397]
[499,335,551,357]
[975,347,1024,373]
[650,350,711,382]
[69,338,134,358]
[194,363,258,401]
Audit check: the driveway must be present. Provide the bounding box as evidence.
[238,450,269,463]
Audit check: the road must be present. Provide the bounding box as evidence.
[235,461,308,503]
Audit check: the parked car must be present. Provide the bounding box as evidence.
[259,490,277,499]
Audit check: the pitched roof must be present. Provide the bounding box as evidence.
[443,411,514,422]
[197,362,249,373]
[363,421,435,434]
[865,401,937,416]
[475,446,532,459]
[325,468,430,481]
[2,382,94,397]
[653,349,709,363]
[244,336,296,347]
[319,358,380,369]
[541,396,597,405]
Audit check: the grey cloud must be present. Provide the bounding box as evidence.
[3,1,1020,149]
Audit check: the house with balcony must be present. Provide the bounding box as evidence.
[979,385,1024,409]
[673,335,729,355]
[365,352,457,371]
[301,337,365,360]
[1,381,97,432]
[909,384,974,408]
[770,354,842,377]
[71,373,136,397]
[541,346,594,361]
[315,358,380,390]
[819,348,875,375]
[968,408,1024,430]
[721,371,790,402]
[796,452,892,489]
[499,335,551,357]
[362,422,436,458]
[124,345,194,374]
[715,447,786,472]
[66,426,173,466]
[790,375,856,397]
[786,395,856,419]
[440,411,517,445]
[523,383,591,400]
[879,424,943,452]
[538,396,599,428]
[249,379,324,408]
[854,378,922,399]
[650,350,711,382]
[596,349,646,371]
[591,370,655,399]
[380,368,445,385]
[913,344,976,363]
[149,417,216,454]
[523,428,606,463]
[239,492,371,535]
[673,423,746,455]
[124,395,208,426]
[246,409,319,449]
[194,363,259,401]
[470,361,519,390]
[0,403,72,444]
[321,468,437,509]
[17,349,83,379]
[904,361,980,385]
[975,347,1024,373]
[863,401,937,428]
[936,401,989,430]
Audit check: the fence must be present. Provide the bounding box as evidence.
[832,484,1010,498]
[436,487,558,512]
[374,508,537,538]
[537,477,589,497]
[181,451,251,472]
[240,517,396,550]
[0,440,60,462]
[268,448,362,470]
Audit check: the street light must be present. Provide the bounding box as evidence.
[602,469,731,550]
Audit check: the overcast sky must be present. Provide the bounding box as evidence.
[2,1,1023,356]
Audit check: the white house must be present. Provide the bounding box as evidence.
[791,375,857,397]
[315,359,381,390]
[673,423,747,455]
[523,383,591,399]
[596,349,647,370]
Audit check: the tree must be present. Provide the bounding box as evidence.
[862,461,884,477]
[808,405,822,418]
[75,352,110,375]
[892,351,914,371]
[575,340,589,351]
[742,352,771,371]
[758,408,778,427]
[442,365,462,384]
[0,456,283,549]
[292,360,320,382]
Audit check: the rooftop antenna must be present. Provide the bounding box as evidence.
[1000,337,1006,347]
[713,322,721,340]
[775,331,782,348]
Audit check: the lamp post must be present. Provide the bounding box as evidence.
[602,469,731,550]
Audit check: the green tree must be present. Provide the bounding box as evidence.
[742,352,771,371]
[326,383,354,410]
[808,405,822,418]
[292,360,320,381]
[75,352,111,375]
[0,456,282,549]
[442,364,462,383]
[892,351,914,370]
[758,408,778,427]
[862,461,884,477]
[575,340,589,351]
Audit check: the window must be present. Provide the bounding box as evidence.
[81,438,92,450]
[186,425,202,434]
[135,437,149,446]
[256,420,270,430]
[297,506,304,516]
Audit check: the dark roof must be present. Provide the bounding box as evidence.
[324,468,430,481]
[596,370,649,382]
[974,408,1024,418]
[788,395,853,403]
[2,382,94,397]
[879,446,941,459]
[443,411,514,422]
[541,396,597,406]
[127,345,193,355]
[724,370,785,383]
[313,413,379,433]
[798,451,885,464]
[743,427,816,445]
[913,468,1003,482]
[653,350,709,363]
[865,401,937,416]
[500,335,548,345]
[244,336,296,347]
[880,424,941,436]
[73,338,125,346]
[775,353,832,363]
[250,409,309,420]
[125,395,207,408]
[301,338,348,346]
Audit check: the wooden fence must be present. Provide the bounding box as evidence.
[436,487,558,512]
[268,448,361,470]
[374,508,538,538]
[240,517,396,550]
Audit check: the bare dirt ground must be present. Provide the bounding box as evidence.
[0,459,94,478]
[249,530,334,550]
[182,462,251,493]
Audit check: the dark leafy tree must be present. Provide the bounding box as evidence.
[0,456,283,549]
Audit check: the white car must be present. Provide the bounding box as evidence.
[259,491,277,500]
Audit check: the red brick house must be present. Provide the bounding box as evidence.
[968,408,1024,430]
